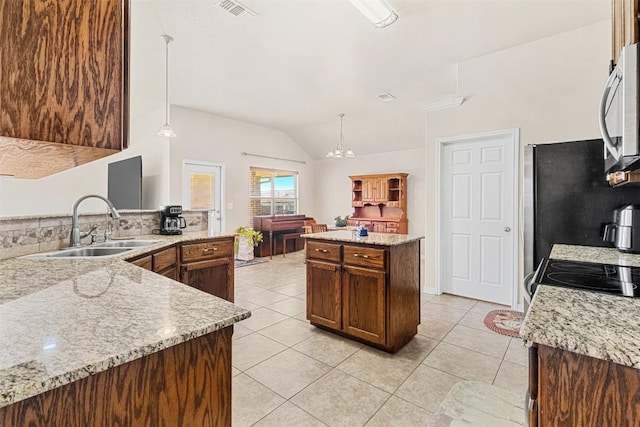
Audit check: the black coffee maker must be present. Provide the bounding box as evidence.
[160,205,187,235]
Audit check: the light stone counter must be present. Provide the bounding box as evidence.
[520,244,640,369]
[302,229,424,246]
[0,232,250,408]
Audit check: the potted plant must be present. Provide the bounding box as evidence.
[235,226,264,261]
[334,215,350,227]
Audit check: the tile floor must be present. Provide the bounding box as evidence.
[232,251,528,426]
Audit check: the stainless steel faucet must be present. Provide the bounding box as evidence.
[70,195,121,247]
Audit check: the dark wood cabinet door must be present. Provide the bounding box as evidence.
[538,344,640,427]
[181,258,234,302]
[306,260,342,330]
[341,265,386,345]
[158,266,178,281]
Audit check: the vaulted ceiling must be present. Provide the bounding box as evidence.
[131,0,609,159]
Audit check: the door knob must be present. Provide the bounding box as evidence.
[504,226,511,232]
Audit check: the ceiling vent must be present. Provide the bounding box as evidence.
[377,92,396,102]
[215,0,257,19]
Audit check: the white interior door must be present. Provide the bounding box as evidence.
[439,130,518,306]
[182,160,224,234]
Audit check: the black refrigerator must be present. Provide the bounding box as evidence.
[524,139,640,274]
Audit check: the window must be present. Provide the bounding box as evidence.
[249,167,298,225]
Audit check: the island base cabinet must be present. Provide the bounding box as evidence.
[537,344,640,427]
[0,327,233,427]
[342,266,385,345]
[306,260,342,330]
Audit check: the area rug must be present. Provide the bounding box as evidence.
[483,310,525,338]
[234,258,268,269]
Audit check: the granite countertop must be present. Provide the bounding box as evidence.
[0,232,250,408]
[520,244,640,369]
[302,230,424,246]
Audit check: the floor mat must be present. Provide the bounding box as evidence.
[483,310,525,338]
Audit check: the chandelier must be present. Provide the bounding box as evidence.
[326,113,355,159]
[157,34,176,138]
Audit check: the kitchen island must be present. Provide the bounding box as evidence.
[0,233,251,426]
[304,230,423,352]
[521,244,640,426]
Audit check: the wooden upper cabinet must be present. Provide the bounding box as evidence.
[612,0,639,66]
[349,173,409,234]
[0,0,130,179]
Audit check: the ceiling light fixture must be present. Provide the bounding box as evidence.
[348,0,398,28]
[327,113,355,159]
[157,34,176,138]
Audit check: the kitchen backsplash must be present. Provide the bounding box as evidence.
[0,210,209,260]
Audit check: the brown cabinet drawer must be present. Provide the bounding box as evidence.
[181,240,234,263]
[153,246,177,272]
[343,245,386,270]
[307,241,341,263]
[130,255,152,270]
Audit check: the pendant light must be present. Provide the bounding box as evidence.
[326,113,355,159]
[157,34,176,138]
[348,0,398,28]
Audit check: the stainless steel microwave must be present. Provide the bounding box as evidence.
[599,42,640,173]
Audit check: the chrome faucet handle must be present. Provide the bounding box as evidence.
[80,225,99,243]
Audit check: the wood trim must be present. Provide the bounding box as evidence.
[0,328,232,427]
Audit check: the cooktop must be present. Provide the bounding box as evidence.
[532,258,640,297]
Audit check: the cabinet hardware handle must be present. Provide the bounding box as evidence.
[353,254,369,258]
[315,248,329,253]
[203,247,218,252]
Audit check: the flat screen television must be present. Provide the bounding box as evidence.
[107,155,142,209]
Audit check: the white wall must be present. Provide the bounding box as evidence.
[169,106,315,233]
[0,106,169,216]
[424,21,610,296]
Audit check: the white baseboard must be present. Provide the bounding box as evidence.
[422,286,438,295]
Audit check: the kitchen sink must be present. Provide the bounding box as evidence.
[94,240,161,248]
[45,247,133,257]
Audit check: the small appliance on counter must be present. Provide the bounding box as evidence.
[603,205,640,253]
[159,205,187,235]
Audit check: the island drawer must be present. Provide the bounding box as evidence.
[343,245,386,270]
[181,240,234,263]
[153,246,177,272]
[307,241,341,262]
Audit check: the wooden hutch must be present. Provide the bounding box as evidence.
[348,173,408,234]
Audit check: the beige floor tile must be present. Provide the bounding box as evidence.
[294,311,308,321]
[417,318,455,340]
[239,307,289,331]
[365,396,432,427]
[253,402,327,426]
[395,365,463,412]
[238,288,291,306]
[493,360,529,397]
[233,333,287,371]
[430,293,477,310]
[337,335,438,393]
[232,324,254,340]
[266,296,307,316]
[246,349,331,399]
[421,303,469,324]
[232,366,241,377]
[421,293,436,303]
[291,370,390,426]
[258,317,319,346]
[235,284,267,299]
[271,282,307,297]
[470,300,510,314]
[504,338,529,367]
[293,330,364,366]
[423,342,502,383]
[442,325,511,359]
[457,310,489,332]
[232,373,286,427]
[234,298,261,311]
